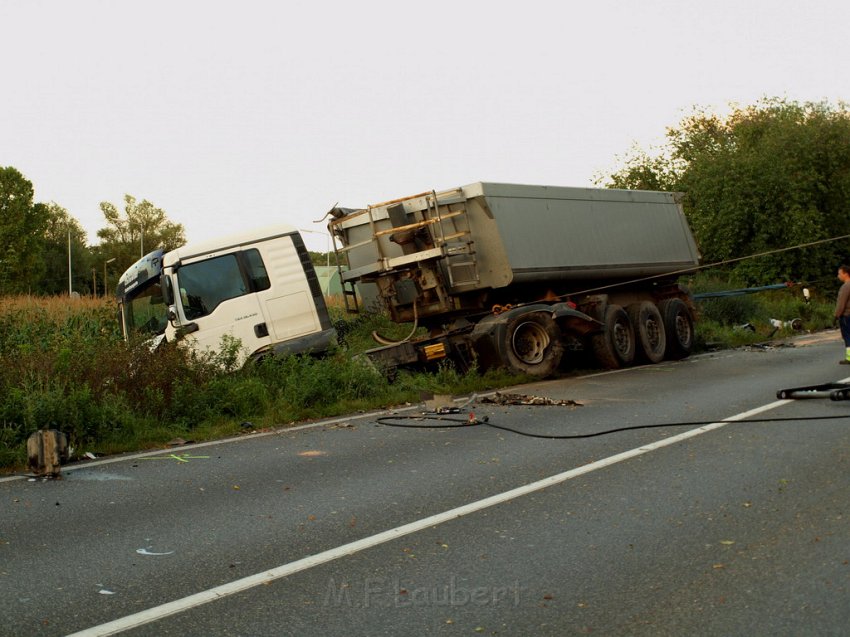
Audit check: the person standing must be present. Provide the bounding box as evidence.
[836,265,850,364]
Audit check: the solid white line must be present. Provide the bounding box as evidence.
[2,363,653,484]
[0,408,402,484]
[66,398,790,637]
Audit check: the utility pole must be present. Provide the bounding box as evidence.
[67,228,72,295]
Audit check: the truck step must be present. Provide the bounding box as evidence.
[342,285,360,313]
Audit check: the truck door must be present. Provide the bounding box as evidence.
[172,249,272,361]
[249,235,322,346]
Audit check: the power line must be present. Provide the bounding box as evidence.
[562,232,850,300]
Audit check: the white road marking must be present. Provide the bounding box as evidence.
[67,398,790,637]
[0,408,398,483]
[0,363,687,483]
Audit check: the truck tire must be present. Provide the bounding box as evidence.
[658,298,694,360]
[591,304,635,369]
[502,312,563,377]
[627,302,666,363]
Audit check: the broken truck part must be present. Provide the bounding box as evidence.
[27,429,69,477]
[115,224,335,366]
[329,182,701,377]
[777,383,850,401]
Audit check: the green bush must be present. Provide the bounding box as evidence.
[253,351,391,422]
[690,272,835,348]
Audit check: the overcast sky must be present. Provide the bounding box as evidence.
[2,0,848,252]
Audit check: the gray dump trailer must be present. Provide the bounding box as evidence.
[329,182,701,377]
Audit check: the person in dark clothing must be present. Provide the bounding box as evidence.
[835,265,850,364]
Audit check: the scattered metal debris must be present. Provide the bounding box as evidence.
[744,342,796,351]
[479,392,582,407]
[770,318,803,330]
[423,394,456,413]
[733,323,756,332]
[422,393,479,414]
[26,430,68,477]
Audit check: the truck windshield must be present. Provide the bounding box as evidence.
[123,280,168,336]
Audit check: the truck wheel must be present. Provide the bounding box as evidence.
[628,302,666,363]
[591,304,635,369]
[503,312,563,377]
[658,298,694,359]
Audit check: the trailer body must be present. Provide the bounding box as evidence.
[330,182,700,376]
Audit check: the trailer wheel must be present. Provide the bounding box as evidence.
[658,298,694,359]
[628,302,666,363]
[503,312,563,377]
[591,304,635,369]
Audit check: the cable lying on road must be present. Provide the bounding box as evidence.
[374,413,850,439]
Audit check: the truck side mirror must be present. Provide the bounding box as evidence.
[162,274,174,305]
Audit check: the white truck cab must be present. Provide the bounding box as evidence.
[116,224,335,365]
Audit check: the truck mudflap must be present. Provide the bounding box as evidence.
[469,303,600,377]
[550,303,604,336]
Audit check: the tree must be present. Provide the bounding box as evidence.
[0,167,49,294]
[97,195,186,275]
[600,99,850,283]
[309,250,342,267]
[40,203,92,295]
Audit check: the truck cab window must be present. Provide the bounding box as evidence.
[243,248,271,291]
[125,282,168,335]
[177,254,249,320]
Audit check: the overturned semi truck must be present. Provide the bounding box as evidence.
[115,224,335,365]
[329,182,701,377]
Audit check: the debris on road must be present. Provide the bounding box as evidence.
[26,429,68,478]
[139,453,209,463]
[479,392,582,407]
[136,547,175,556]
[329,422,356,430]
[744,342,796,352]
[423,394,458,413]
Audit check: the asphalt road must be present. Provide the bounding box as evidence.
[2,332,850,636]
